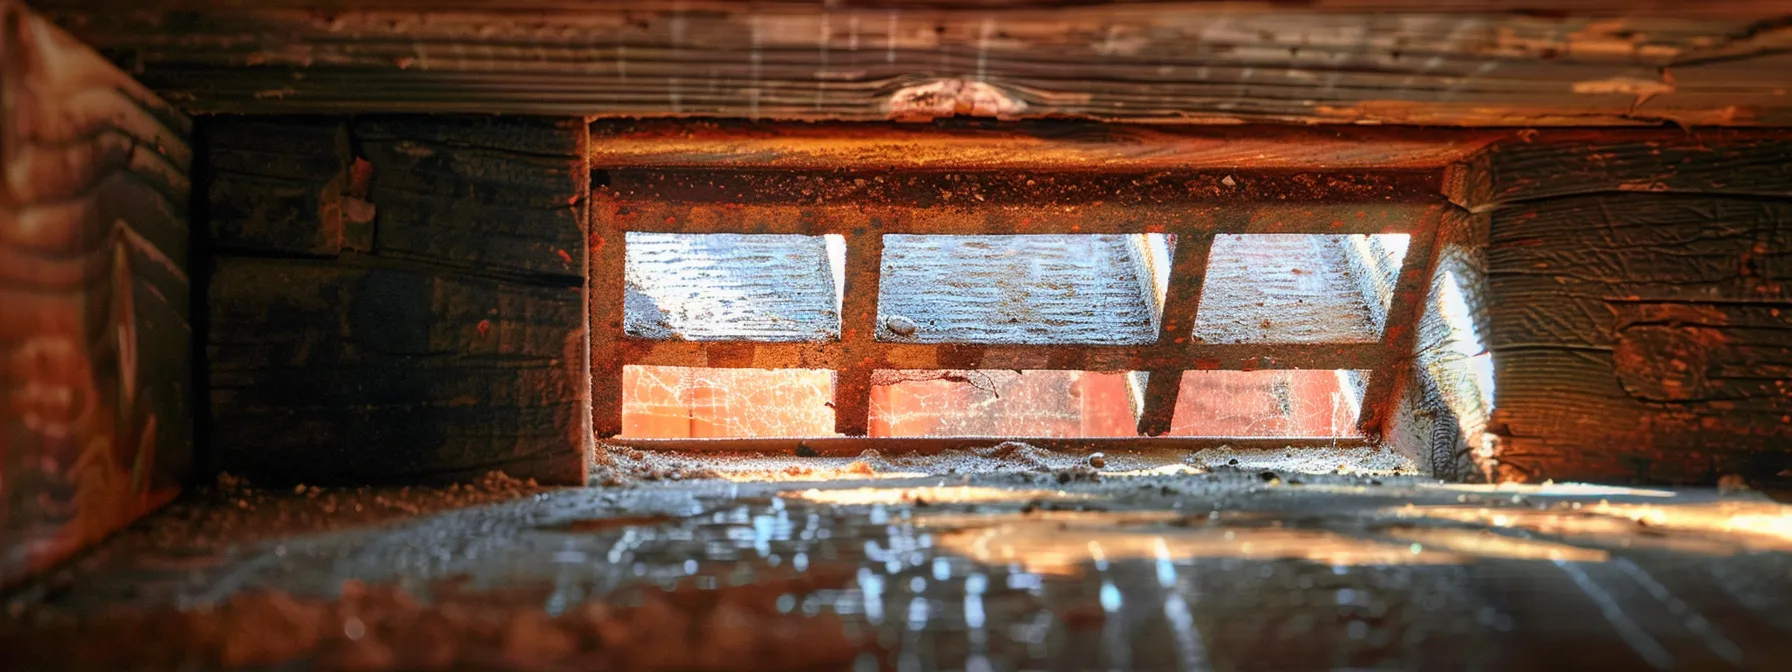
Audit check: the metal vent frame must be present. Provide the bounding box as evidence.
[588,123,1461,451]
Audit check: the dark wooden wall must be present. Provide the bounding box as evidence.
[201,116,593,486]
[1461,131,1792,484]
[1,1,191,588]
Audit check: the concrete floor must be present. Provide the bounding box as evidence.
[4,446,1792,671]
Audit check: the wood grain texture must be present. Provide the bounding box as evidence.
[1,0,191,589]
[1485,190,1792,484]
[1453,130,1792,211]
[877,234,1157,345]
[204,118,349,255]
[34,1,1792,125]
[201,115,592,484]
[208,257,588,484]
[624,232,840,342]
[358,116,587,280]
[1196,234,1393,344]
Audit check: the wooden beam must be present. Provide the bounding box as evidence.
[1485,192,1792,484]
[1,0,193,590]
[1450,129,1792,212]
[34,2,1792,125]
[24,1,1791,19]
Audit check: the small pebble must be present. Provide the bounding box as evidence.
[884,315,918,337]
[1088,453,1106,469]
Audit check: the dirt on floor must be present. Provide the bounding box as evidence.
[4,444,1792,671]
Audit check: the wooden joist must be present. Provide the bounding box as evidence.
[33,1,1792,125]
[1451,130,1792,211]
[1,0,192,588]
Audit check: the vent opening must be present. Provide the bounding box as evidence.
[596,167,1439,472]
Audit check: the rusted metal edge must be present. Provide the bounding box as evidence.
[590,192,628,438]
[1355,207,1449,436]
[621,340,1384,372]
[1137,228,1219,436]
[599,199,1440,236]
[605,168,1443,205]
[833,232,885,436]
[588,120,1500,171]
[604,436,1378,456]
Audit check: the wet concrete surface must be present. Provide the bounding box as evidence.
[5,448,1792,671]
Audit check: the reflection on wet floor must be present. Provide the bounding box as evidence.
[6,467,1792,671]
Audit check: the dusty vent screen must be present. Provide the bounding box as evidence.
[591,169,1440,445]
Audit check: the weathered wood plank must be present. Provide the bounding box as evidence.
[357,117,587,278]
[1486,194,1791,349]
[203,119,349,255]
[208,257,588,484]
[26,1,1790,18]
[1611,301,1792,409]
[200,114,593,272]
[35,2,1792,124]
[1453,130,1792,210]
[1485,191,1792,484]
[625,232,839,342]
[1,0,191,590]
[356,115,586,158]
[370,188,586,279]
[1196,233,1395,345]
[876,234,1157,345]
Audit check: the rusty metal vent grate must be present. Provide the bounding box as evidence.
[590,163,1443,449]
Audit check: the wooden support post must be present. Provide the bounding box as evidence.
[1136,230,1217,436]
[834,230,885,436]
[590,197,627,438]
[1356,208,1447,435]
